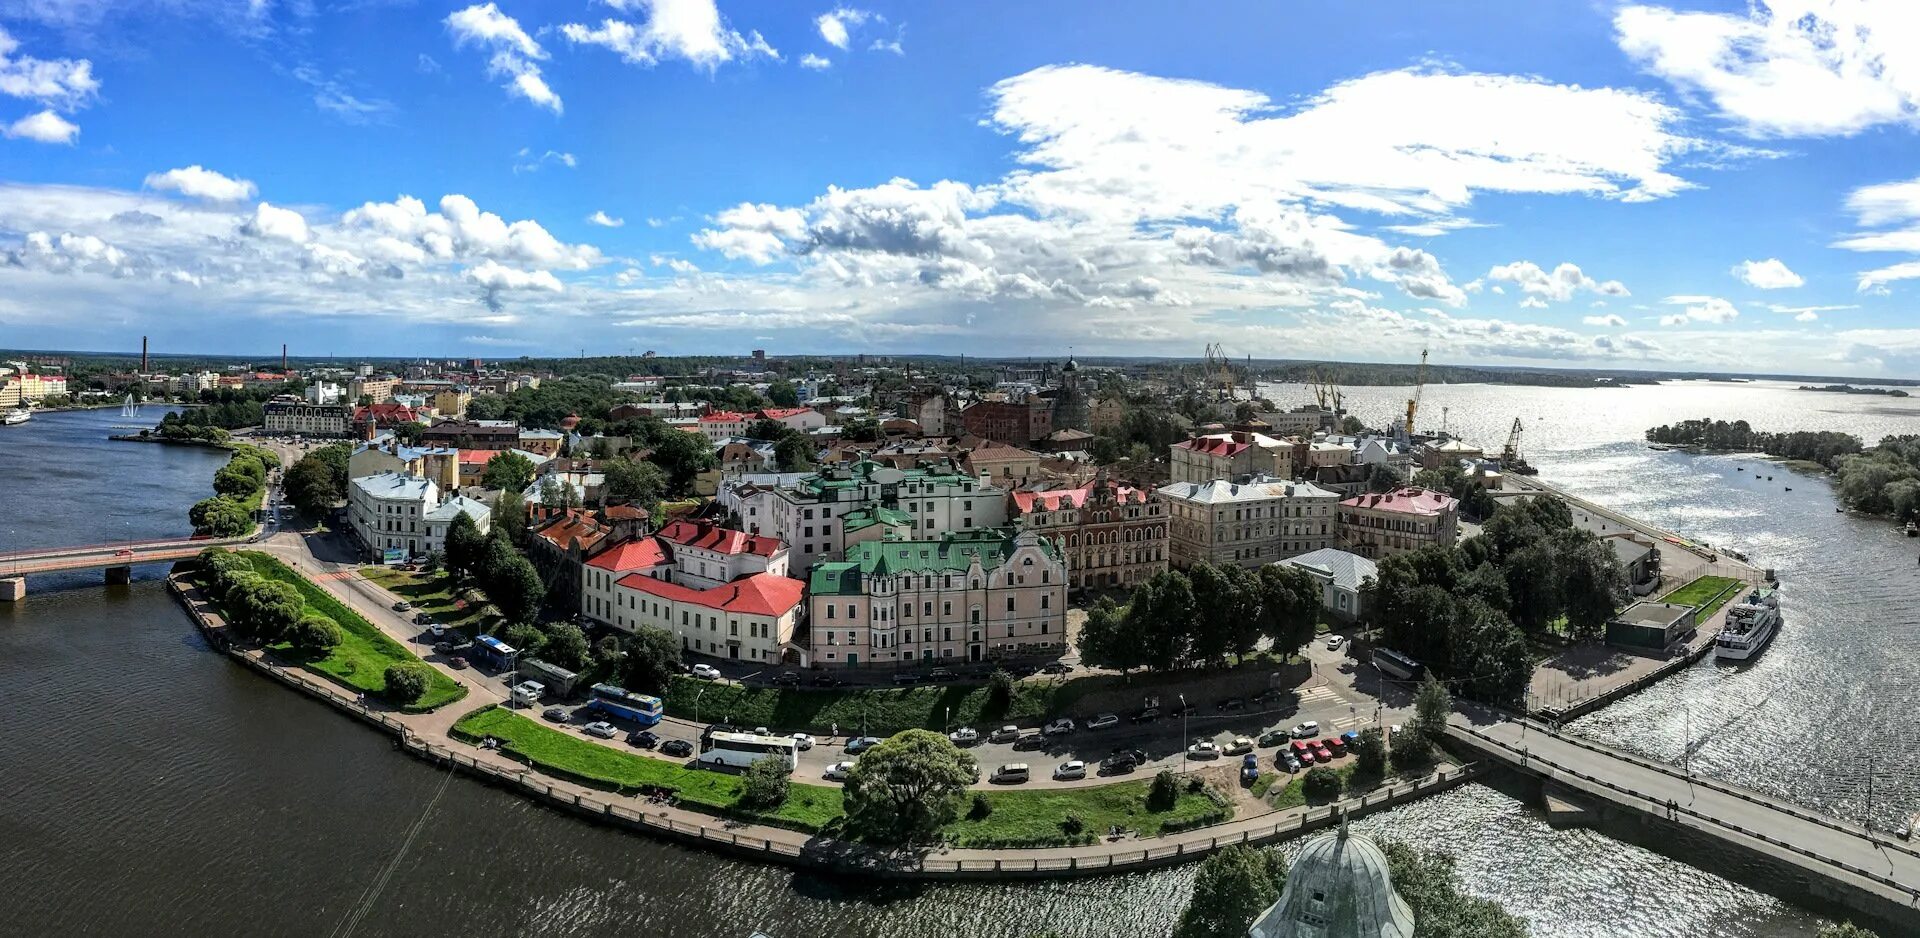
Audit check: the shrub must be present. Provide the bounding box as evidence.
[1148,770,1180,811]
[1352,726,1388,778]
[1060,813,1085,837]
[384,662,433,704]
[968,791,993,820]
[290,614,344,653]
[1303,766,1341,802]
[986,669,1014,716]
[1391,737,1436,774]
[740,756,790,809]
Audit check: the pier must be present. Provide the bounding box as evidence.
[1448,714,1920,935]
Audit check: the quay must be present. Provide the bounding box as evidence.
[1448,714,1920,936]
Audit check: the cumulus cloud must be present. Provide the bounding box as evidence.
[1659,294,1740,325]
[587,210,625,227]
[240,202,310,243]
[2,108,76,143]
[445,3,561,113]
[1487,260,1630,302]
[1732,257,1803,289]
[5,230,128,274]
[1617,1,1920,138]
[0,27,99,111]
[799,53,831,70]
[815,7,875,49]
[1583,314,1629,327]
[144,166,258,202]
[565,0,777,71]
[465,258,563,311]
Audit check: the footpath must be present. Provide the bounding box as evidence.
[170,547,1480,880]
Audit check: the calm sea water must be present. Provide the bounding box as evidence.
[5,388,1916,938]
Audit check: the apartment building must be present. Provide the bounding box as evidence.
[1008,473,1168,590]
[735,459,1007,571]
[348,471,439,559]
[1169,431,1295,485]
[1337,487,1460,559]
[609,569,804,664]
[263,400,352,437]
[1157,475,1341,569]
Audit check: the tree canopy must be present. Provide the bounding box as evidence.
[1171,844,1289,938]
[482,451,537,493]
[842,729,977,844]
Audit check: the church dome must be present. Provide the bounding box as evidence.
[1248,827,1414,938]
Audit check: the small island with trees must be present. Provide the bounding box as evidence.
[1647,418,1920,521]
[1797,384,1911,397]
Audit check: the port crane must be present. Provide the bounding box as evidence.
[1501,417,1539,475]
[1404,348,1428,436]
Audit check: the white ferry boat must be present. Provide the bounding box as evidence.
[1714,587,1780,662]
[2,406,30,426]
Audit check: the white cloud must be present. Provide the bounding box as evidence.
[513,149,577,173]
[1583,314,1629,327]
[1519,296,1548,309]
[565,0,777,71]
[0,27,99,110]
[1617,1,1920,138]
[445,3,561,113]
[5,230,128,274]
[239,202,310,243]
[815,7,874,50]
[799,53,831,71]
[144,166,258,202]
[2,108,76,143]
[869,33,904,56]
[1833,174,1920,291]
[1796,311,1820,322]
[1732,257,1803,289]
[587,210,625,228]
[1659,294,1740,325]
[1487,260,1629,302]
[1766,303,1855,316]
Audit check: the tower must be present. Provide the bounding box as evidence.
[140,336,148,373]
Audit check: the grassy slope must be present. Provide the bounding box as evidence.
[945,780,1228,848]
[235,552,466,711]
[359,567,495,635]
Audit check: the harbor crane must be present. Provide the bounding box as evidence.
[1404,348,1428,436]
[1202,342,1236,400]
[1501,417,1539,475]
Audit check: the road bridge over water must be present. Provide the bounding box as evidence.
[1449,715,1920,935]
[0,535,247,599]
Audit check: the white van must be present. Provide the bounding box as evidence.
[511,681,546,706]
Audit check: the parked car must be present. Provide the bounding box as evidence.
[1087,712,1120,730]
[660,739,693,758]
[1325,736,1348,757]
[1340,730,1361,750]
[791,733,815,751]
[432,640,453,654]
[1054,760,1087,781]
[1215,696,1246,712]
[1187,739,1222,759]
[948,727,980,746]
[772,671,800,687]
[824,761,854,781]
[1292,740,1318,764]
[1224,736,1255,756]
[1039,662,1074,675]
[892,671,922,685]
[690,664,722,681]
[810,673,846,687]
[1011,732,1046,751]
[391,600,411,611]
[541,706,568,723]
[845,736,882,754]
[989,725,1021,744]
[928,667,956,681]
[1131,707,1161,724]
[1326,634,1347,650]
[1313,741,1334,762]
[1241,753,1261,783]
[427,623,447,639]
[1258,729,1291,747]
[414,612,434,625]
[1279,751,1303,772]
[1290,721,1321,739]
[626,730,659,749]
[447,655,468,670]
[992,763,1031,784]
[1101,749,1148,774]
[1043,718,1075,736]
[582,721,618,739]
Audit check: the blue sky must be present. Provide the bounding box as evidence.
[4,0,1920,376]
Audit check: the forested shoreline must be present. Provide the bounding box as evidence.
[1647,418,1920,521]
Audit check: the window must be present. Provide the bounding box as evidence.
[1041,594,1050,610]
[826,605,836,620]
[1005,597,1015,612]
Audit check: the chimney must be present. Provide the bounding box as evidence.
[282,343,288,372]
[140,335,149,373]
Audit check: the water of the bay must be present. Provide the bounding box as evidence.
[4,385,1915,937]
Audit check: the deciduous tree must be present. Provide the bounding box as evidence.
[842,729,977,844]
[1171,843,1289,938]
[621,626,684,694]
[482,451,536,493]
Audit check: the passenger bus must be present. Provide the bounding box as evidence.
[589,683,664,726]
[469,634,517,670]
[1371,648,1424,681]
[697,731,798,772]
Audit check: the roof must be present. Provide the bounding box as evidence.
[532,509,611,552]
[1011,478,1151,512]
[1606,532,1656,566]
[519,428,563,440]
[658,519,784,557]
[614,570,804,617]
[1280,548,1379,592]
[1614,601,1693,628]
[351,471,435,501]
[841,505,912,532]
[1174,436,1249,457]
[1339,487,1458,516]
[424,495,491,524]
[1156,476,1341,505]
[1248,829,1413,938]
[586,536,670,572]
[808,530,1052,595]
[757,407,812,420]
[700,410,749,423]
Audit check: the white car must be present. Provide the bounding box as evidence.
[581,721,618,739]
[1290,721,1321,739]
[948,727,980,745]
[1326,634,1347,650]
[1054,760,1087,781]
[791,733,814,751]
[1087,712,1120,730]
[1043,718,1075,736]
[823,761,854,781]
[690,664,722,680]
[1224,736,1255,756]
[1187,739,1222,759]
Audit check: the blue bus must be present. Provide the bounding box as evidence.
[470,634,516,670]
[590,683,664,726]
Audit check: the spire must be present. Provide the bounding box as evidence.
[1338,805,1350,839]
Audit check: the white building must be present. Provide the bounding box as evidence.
[423,496,492,554]
[304,381,346,405]
[755,407,827,433]
[609,569,805,664]
[657,519,789,588]
[349,471,441,559]
[1276,548,1379,622]
[736,459,1007,572]
[1157,475,1340,570]
[263,400,352,437]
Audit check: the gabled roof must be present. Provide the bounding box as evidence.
[1011,478,1151,511]
[1281,548,1379,592]
[424,495,490,524]
[1339,487,1458,515]
[614,571,804,617]
[757,407,812,420]
[700,410,749,423]
[351,471,435,501]
[658,519,784,557]
[809,530,1051,594]
[587,536,670,572]
[532,509,610,552]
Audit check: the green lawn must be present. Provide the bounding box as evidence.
[359,567,495,636]
[454,705,1231,844]
[1661,575,1746,618]
[230,552,466,711]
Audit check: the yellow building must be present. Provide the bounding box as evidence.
[431,388,472,419]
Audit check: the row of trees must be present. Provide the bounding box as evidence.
[1368,496,1628,705]
[199,550,342,652]
[444,514,546,625]
[151,422,230,444]
[190,447,278,537]
[1078,562,1324,673]
[283,443,352,518]
[1645,418,1864,467]
[1834,435,1920,520]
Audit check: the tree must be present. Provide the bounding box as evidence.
[1077,594,1147,673]
[740,755,791,809]
[284,452,344,517]
[603,457,667,508]
[392,421,426,445]
[289,614,344,653]
[1258,563,1321,660]
[774,433,815,472]
[985,669,1015,717]
[1412,675,1452,748]
[648,429,717,495]
[1147,770,1181,811]
[1351,726,1387,778]
[383,662,432,704]
[842,729,977,844]
[1816,924,1882,938]
[621,626,684,694]
[482,451,536,493]
[537,475,582,510]
[491,491,527,546]
[766,381,799,407]
[1449,600,1531,705]
[540,622,591,671]
[1380,841,1530,938]
[1557,534,1627,641]
[1171,843,1289,938]
[237,580,302,642]
[503,622,547,660]
[489,552,546,624]
[1129,570,1196,671]
[1499,543,1561,635]
[1302,766,1342,801]
[444,511,486,582]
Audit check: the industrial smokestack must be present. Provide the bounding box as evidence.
[140,336,148,373]
[282,343,288,372]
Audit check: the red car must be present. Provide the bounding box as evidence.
[1314,741,1334,762]
[1292,740,1317,764]
[1324,736,1347,756]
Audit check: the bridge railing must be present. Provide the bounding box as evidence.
[0,536,224,562]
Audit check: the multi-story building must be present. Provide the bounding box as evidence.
[806,529,1067,667]
[697,410,751,443]
[1337,487,1460,558]
[517,428,564,457]
[348,442,460,490]
[1008,473,1168,590]
[348,471,440,559]
[264,400,352,437]
[431,388,472,419]
[958,398,1052,446]
[529,506,651,613]
[736,459,1008,572]
[963,440,1044,487]
[1158,475,1340,569]
[422,496,493,553]
[303,381,345,405]
[420,419,520,449]
[656,519,789,588]
[349,376,396,403]
[756,406,827,434]
[610,570,805,664]
[1169,431,1295,485]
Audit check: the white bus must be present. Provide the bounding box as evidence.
[697,731,799,772]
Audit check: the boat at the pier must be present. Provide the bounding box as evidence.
[1715,587,1781,662]
[2,407,31,426]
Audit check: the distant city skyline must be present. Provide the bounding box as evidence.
[5,1,1920,376]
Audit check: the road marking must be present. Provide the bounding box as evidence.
[1331,717,1367,730]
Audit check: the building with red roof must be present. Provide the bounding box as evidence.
[1337,487,1459,558]
[697,410,751,442]
[1008,471,1168,590]
[354,401,421,428]
[1170,431,1295,484]
[657,519,788,588]
[581,535,673,625]
[610,571,805,664]
[755,406,827,434]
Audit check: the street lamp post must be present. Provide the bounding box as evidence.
[695,685,708,728]
[1179,693,1188,775]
